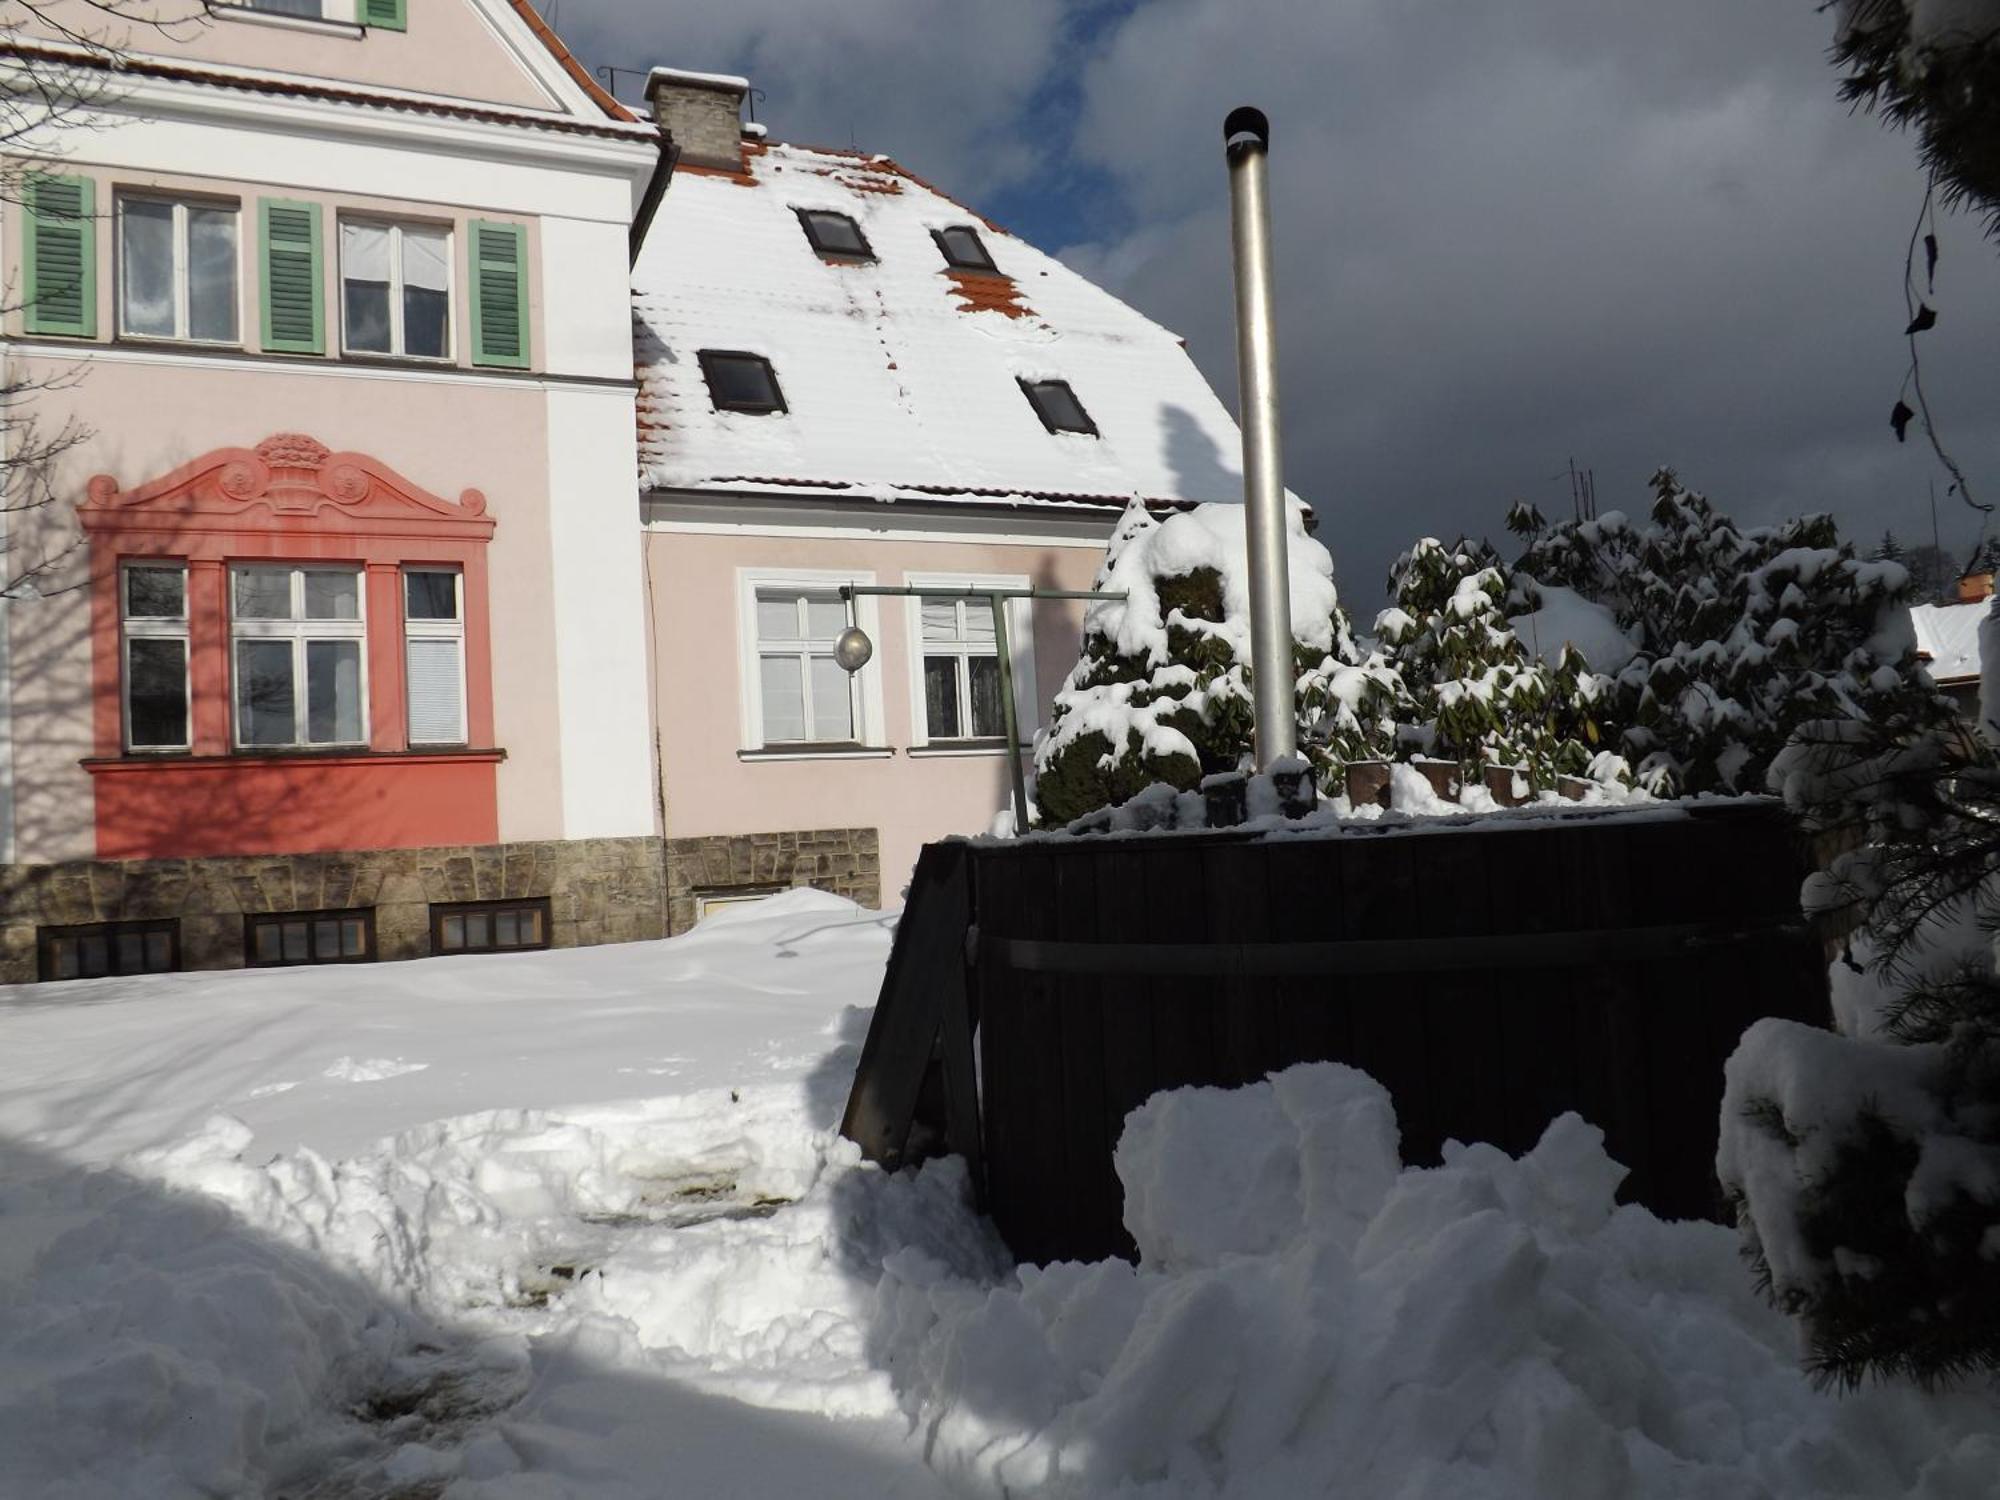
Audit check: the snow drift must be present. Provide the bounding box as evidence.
[7,902,1999,1497]
[875,1064,1997,1498]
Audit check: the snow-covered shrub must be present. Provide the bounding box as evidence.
[1032,499,1396,825]
[1718,704,2000,1387]
[1377,536,1603,785]
[1509,469,1940,796]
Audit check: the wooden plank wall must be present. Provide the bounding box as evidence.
[966,804,1828,1266]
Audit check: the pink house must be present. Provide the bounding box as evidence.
[0,4,1250,981]
[636,72,1248,928]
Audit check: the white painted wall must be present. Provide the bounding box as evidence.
[539,215,635,381]
[543,385,657,839]
[23,86,647,228]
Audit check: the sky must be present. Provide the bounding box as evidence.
[555,0,2000,611]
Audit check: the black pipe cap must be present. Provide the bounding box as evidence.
[1224,106,1270,157]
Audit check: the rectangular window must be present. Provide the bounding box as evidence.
[121,561,190,751]
[230,564,367,749]
[341,218,450,359]
[933,225,998,273]
[795,209,874,261]
[699,350,786,414]
[38,920,179,982]
[246,908,374,966]
[404,567,466,745]
[431,898,552,955]
[118,195,239,344]
[753,587,856,744]
[694,887,784,923]
[1019,378,1098,436]
[919,594,1006,740]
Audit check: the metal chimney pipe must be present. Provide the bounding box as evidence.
[1224,106,1296,767]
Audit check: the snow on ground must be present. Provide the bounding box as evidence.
[4,888,1998,1498]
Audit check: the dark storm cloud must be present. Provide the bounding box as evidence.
[560,0,2000,611]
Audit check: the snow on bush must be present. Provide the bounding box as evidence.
[1509,469,1943,796]
[1719,707,2000,1387]
[1038,469,1933,824]
[1032,498,1394,825]
[1379,536,1609,788]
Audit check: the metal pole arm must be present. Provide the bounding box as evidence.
[839,585,1126,603]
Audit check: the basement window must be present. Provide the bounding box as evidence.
[933,225,998,273]
[1019,378,1098,436]
[247,908,375,967]
[431,898,552,955]
[699,351,787,414]
[38,920,180,981]
[795,210,874,261]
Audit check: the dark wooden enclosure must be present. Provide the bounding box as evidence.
[841,800,1830,1266]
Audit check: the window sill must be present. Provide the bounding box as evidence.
[907,739,1017,758]
[213,7,363,39]
[115,334,244,354]
[340,350,459,371]
[84,747,506,771]
[737,744,893,762]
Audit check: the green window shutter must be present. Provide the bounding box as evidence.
[362,0,406,31]
[259,199,324,355]
[24,174,96,338]
[469,220,529,370]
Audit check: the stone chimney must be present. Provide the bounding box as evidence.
[646,67,750,171]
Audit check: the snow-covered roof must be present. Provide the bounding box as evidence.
[632,141,1251,509]
[1911,600,1984,684]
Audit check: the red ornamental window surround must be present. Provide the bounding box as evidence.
[77,434,500,860]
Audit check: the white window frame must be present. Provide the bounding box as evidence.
[402,566,467,746]
[120,560,192,753]
[338,216,454,361]
[735,568,884,753]
[903,572,1037,753]
[115,192,241,346]
[216,2,362,32]
[228,564,370,750]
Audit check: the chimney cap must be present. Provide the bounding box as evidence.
[647,66,750,101]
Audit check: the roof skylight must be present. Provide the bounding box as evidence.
[933,226,998,273]
[796,210,874,261]
[1019,379,1097,436]
[699,351,787,414]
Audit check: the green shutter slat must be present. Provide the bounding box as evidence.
[259,199,324,355]
[469,220,529,370]
[25,174,96,338]
[363,0,406,32]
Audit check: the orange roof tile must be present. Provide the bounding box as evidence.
[504,0,639,124]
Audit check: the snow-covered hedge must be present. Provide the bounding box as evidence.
[1508,470,1942,796]
[1035,471,1939,825]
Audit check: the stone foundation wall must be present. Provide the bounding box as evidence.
[664,827,879,935]
[0,836,666,984]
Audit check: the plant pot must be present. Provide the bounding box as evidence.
[1411,758,1462,803]
[1484,763,1531,808]
[1344,760,1391,810]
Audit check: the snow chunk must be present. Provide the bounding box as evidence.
[1509,584,1638,672]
